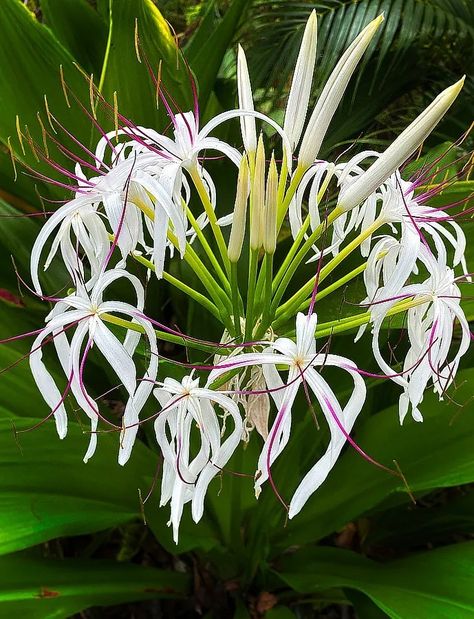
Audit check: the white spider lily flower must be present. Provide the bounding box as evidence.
[31,153,145,294]
[153,375,243,543]
[75,156,150,262]
[237,45,257,154]
[208,312,366,517]
[339,164,469,323]
[354,234,418,342]
[30,196,110,294]
[283,10,317,151]
[298,15,384,166]
[29,270,158,463]
[338,77,465,212]
[98,109,291,253]
[370,249,470,423]
[350,164,469,264]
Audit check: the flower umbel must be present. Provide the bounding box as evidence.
[4,12,470,543]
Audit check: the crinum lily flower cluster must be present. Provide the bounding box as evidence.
[6,12,471,543]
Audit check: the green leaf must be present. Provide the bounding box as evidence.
[0,553,190,618]
[0,0,94,191]
[0,416,155,555]
[366,487,474,548]
[187,0,251,111]
[276,542,474,619]
[99,0,192,129]
[0,199,66,292]
[41,0,108,75]
[266,607,296,619]
[271,367,474,549]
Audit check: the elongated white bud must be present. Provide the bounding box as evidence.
[299,15,384,166]
[228,156,250,262]
[283,10,317,151]
[237,45,257,153]
[339,77,465,212]
[250,135,266,250]
[264,153,278,254]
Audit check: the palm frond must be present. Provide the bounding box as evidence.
[245,0,474,93]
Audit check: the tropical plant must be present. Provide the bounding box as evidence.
[0,1,473,618]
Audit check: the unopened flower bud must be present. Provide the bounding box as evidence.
[283,10,317,151]
[338,77,465,212]
[237,45,257,154]
[264,153,278,254]
[228,156,250,262]
[299,15,384,166]
[250,134,266,251]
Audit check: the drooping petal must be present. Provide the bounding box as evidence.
[92,319,137,395]
[254,368,301,497]
[118,316,159,465]
[191,394,243,522]
[288,362,365,517]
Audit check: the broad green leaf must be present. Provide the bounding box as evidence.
[277,542,474,619]
[0,554,189,618]
[270,368,474,549]
[366,487,474,548]
[0,148,50,210]
[99,0,192,129]
[346,590,389,619]
[0,199,66,292]
[41,0,108,75]
[187,0,251,111]
[266,607,297,619]
[0,0,94,188]
[0,416,154,555]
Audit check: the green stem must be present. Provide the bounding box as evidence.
[190,167,231,276]
[314,295,429,338]
[186,206,231,293]
[274,262,368,328]
[271,210,377,314]
[271,165,336,295]
[230,261,242,339]
[276,164,306,230]
[271,214,311,294]
[167,230,234,327]
[245,249,259,341]
[127,197,233,324]
[131,253,221,320]
[102,313,220,353]
[255,254,274,339]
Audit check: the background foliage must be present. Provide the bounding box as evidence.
[0,0,473,617]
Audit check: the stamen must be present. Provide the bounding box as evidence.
[36,112,50,158]
[7,137,17,181]
[59,65,71,108]
[23,125,40,163]
[113,91,119,141]
[43,95,57,134]
[89,73,97,120]
[155,60,162,110]
[134,18,141,63]
[15,116,26,156]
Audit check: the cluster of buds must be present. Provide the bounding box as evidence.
[4,11,471,542]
